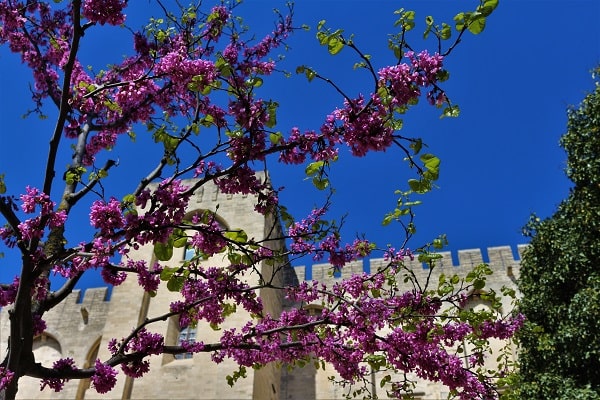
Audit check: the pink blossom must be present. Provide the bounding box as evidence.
[32,314,47,336]
[121,360,150,378]
[90,198,125,235]
[101,267,127,286]
[479,313,525,339]
[189,222,227,257]
[131,260,161,292]
[40,358,76,392]
[0,366,14,391]
[82,0,127,26]
[128,329,164,355]
[0,277,19,307]
[203,6,229,41]
[90,360,117,394]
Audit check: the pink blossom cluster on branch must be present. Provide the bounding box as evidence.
[0,1,514,399]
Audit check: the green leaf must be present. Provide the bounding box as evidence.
[215,56,232,77]
[269,132,283,145]
[154,241,174,261]
[312,176,329,190]
[410,139,423,155]
[382,214,394,226]
[394,9,415,31]
[201,114,214,127]
[228,252,242,265]
[328,36,344,55]
[122,194,135,205]
[0,173,6,194]
[441,105,460,118]
[160,266,179,281]
[172,228,188,248]
[265,101,278,128]
[408,179,431,194]
[316,31,328,46]
[380,374,392,388]
[296,65,317,82]
[468,15,486,34]
[454,12,466,31]
[167,275,185,292]
[247,77,263,87]
[440,23,452,40]
[473,278,486,290]
[305,161,324,177]
[480,0,499,17]
[224,230,248,244]
[421,153,440,181]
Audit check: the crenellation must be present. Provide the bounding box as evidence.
[79,287,109,305]
[403,255,427,270]
[189,173,261,206]
[298,245,524,286]
[294,265,307,281]
[309,260,364,288]
[457,248,484,268]
[487,245,520,273]
[434,251,451,268]
[517,243,528,259]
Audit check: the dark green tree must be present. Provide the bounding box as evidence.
[511,68,600,399]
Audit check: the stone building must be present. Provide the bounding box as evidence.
[0,176,523,399]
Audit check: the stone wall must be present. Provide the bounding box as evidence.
[292,245,523,400]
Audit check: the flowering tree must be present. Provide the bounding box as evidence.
[0,1,522,399]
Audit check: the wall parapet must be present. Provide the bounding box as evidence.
[294,245,526,288]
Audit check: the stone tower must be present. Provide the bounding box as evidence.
[1,172,296,399]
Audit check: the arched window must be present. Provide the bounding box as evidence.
[76,338,101,400]
[18,333,63,399]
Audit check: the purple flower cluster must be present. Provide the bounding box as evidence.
[40,358,77,392]
[90,360,117,394]
[82,0,126,26]
[89,198,125,236]
[0,277,18,307]
[0,187,67,244]
[0,366,14,391]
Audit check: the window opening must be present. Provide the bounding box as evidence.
[175,325,197,360]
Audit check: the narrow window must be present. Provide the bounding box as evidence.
[174,325,197,360]
[183,245,195,261]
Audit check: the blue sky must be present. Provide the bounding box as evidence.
[1,1,599,288]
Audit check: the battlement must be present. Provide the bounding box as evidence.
[294,245,526,288]
[181,171,267,207]
[70,287,110,304]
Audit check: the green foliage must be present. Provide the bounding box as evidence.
[226,365,248,387]
[0,173,6,194]
[509,68,600,399]
[295,65,317,82]
[224,229,248,244]
[64,166,86,184]
[153,228,187,261]
[304,160,331,190]
[316,20,345,55]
